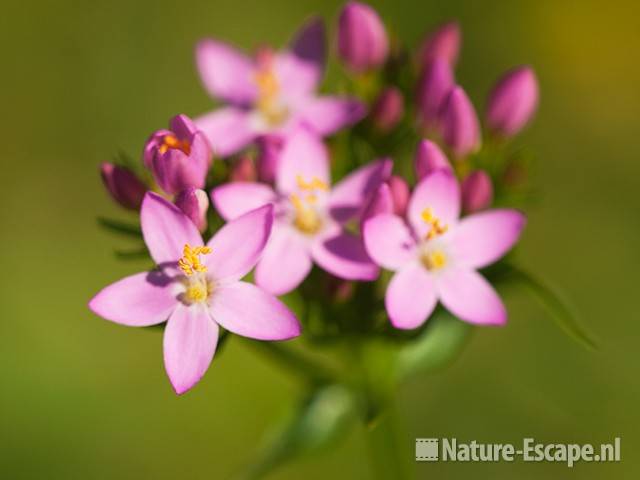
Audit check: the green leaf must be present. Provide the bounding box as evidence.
[497,263,597,350]
[97,216,142,238]
[114,247,148,260]
[396,311,473,381]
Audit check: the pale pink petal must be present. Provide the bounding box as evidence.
[437,268,507,325]
[311,229,379,280]
[385,263,437,329]
[407,170,460,237]
[89,272,177,327]
[329,158,392,223]
[211,182,277,220]
[209,281,300,340]
[205,205,273,282]
[141,192,203,265]
[451,209,526,269]
[195,108,256,157]
[195,39,257,105]
[255,226,313,295]
[363,214,416,271]
[297,96,366,136]
[163,305,218,395]
[276,128,330,194]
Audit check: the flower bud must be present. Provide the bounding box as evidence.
[387,175,410,217]
[230,155,257,182]
[256,135,283,183]
[338,2,389,72]
[485,66,539,138]
[143,114,212,195]
[419,21,461,67]
[461,170,493,213]
[370,87,404,132]
[416,59,454,130]
[174,188,209,232]
[100,163,147,210]
[361,182,394,227]
[440,86,481,158]
[414,139,452,180]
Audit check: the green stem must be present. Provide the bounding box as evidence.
[366,403,412,480]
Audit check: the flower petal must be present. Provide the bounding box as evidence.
[276,128,330,195]
[141,192,203,265]
[163,304,218,395]
[311,229,379,280]
[437,268,507,325]
[363,214,416,271]
[385,263,437,329]
[89,272,177,326]
[205,204,274,282]
[195,39,257,105]
[211,182,277,221]
[451,209,526,269]
[209,281,300,340]
[407,170,460,237]
[329,158,392,223]
[297,96,365,136]
[255,225,313,295]
[195,107,256,157]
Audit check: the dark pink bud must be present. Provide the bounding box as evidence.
[416,59,455,130]
[338,2,389,72]
[462,170,493,213]
[174,188,209,232]
[414,139,452,180]
[387,175,410,217]
[361,182,394,227]
[256,135,284,183]
[440,86,481,158]
[370,87,404,132]
[100,163,147,210]
[230,155,257,182]
[486,66,539,138]
[419,21,461,67]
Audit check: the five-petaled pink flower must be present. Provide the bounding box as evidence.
[194,18,365,157]
[89,193,300,394]
[363,171,526,328]
[212,128,391,295]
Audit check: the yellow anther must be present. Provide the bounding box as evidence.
[421,207,448,240]
[178,244,212,276]
[295,175,329,192]
[159,134,191,155]
[422,249,447,271]
[254,67,289,126]
[290,193,322,234]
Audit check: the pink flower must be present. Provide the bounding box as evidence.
[212,129,391,295]
[461,170,493,213]
[363,171,525,329]
[416,59,455,131]
[89,193,300,394]
[195,18,365,157]
[414,139,453,181]
[174,188,209,232]
[100,163,147,210]
[337,1,389,72]
[418,21,462,67]
[440,86,481,159]
[143,114,212,195]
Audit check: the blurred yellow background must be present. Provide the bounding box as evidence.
[1,0,639,478]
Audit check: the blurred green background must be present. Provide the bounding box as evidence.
[1,0,639,478]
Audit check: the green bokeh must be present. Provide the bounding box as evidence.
[1,0,638,478]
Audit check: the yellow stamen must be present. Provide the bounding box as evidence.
[254,68,288,126]
[178,244,212,276]
[158,134,191,155]
[421,207,448,240]
[421,249,447,271]
[290,193,322,234]
[185,283,208,302]
[296,175,329,192]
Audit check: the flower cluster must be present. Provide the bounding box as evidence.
[93,1,539,396]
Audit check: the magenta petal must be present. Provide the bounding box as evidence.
[255,226,313,296]
[329,158,392,223]
[211,182,277,220]
[297,96,366,136]
[385,263,437,329]
[414,139,452,180]
[141,192,203,265]
[451,209,526,269]
[89,272,177,326]
[407,170,460,237]
[437,268,507,325]
[163,305,218,395]
[361,182,394,225]
[311,230,379,280]
[195,39,257,105]
[210,281,300,340]
[195,108,256,157]
[363,214,416,271]
[276,128,330,194]
[205,204,273,282]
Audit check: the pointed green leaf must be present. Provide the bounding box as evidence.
[97,216,143,238]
